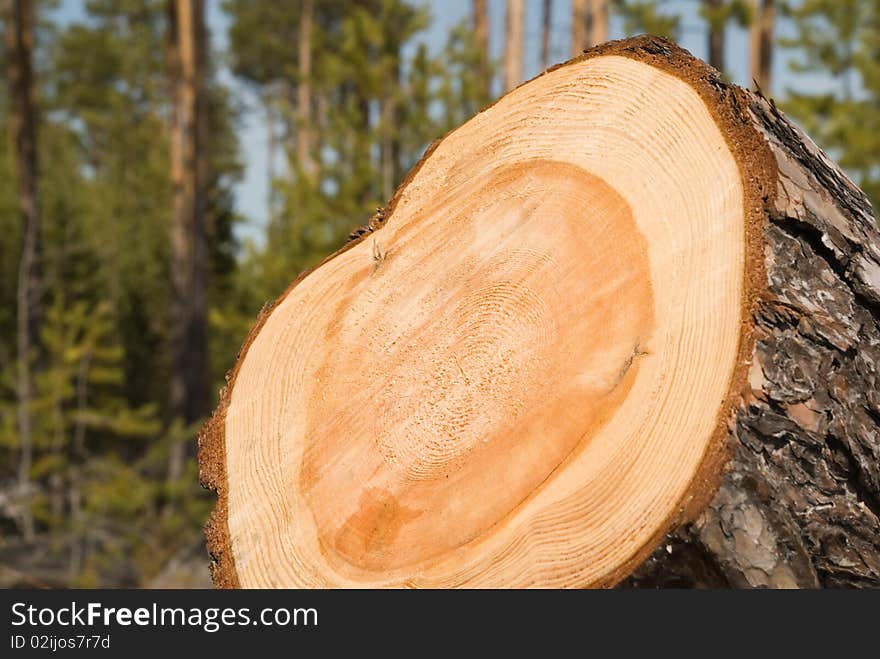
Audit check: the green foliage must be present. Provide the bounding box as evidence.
[224,0,302,86]
[615,0,681,40]
[226,0,452,303]
[437,18,490,128]
[781,0,880,210]
[1,0,240,586]
[0,111,20,350]
[699,0,752,29]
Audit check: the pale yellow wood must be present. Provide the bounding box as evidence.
[223,55,745,588]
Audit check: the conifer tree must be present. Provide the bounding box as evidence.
[4,0,40,542]
[749,0,774,92]
[1,0,241,585]
[614,0,680,40]
[782,0,880,211]
[504,0,524,90]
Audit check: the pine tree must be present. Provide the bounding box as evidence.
[588,0,609,47]
[749,0,774,92]
[297,0,315,177]
[226,0,436,301]
[1,0,242,586]
[704,0,727,71]
[699,0,750,75]
[573,0,609,54]
[4,0,40,542]
[167,0,209,482]
[782,0,880,211]
[541,0,552,69]
[615,0,680,40]
[439,14,494,127]
[504,0,524,90]
[572,0,586,55]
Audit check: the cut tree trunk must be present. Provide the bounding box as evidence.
[200,36,880,588]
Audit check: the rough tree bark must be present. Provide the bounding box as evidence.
[200,37,880,588]
[5,0,40,542]
[624,66,880,589]
[168,0,208,481]
[749,0,774,93]
[503,0,524,91]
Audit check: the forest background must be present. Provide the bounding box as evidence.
[1,0,876,587]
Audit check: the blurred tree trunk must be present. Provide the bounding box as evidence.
[541,0,552,69]
[573,0,608,54]
[354,84,372,206]
[587,0,608,48]
[473,0,490,103]
[350,0,374,207]
[4,0,40,542]
[168,0,208,482]
[749,0,774,92]
[381,27,401,201]
[297,0,314,178]
[571,0,586,56]
[504,0,524,91]
[705,0,726,73]
[265,85,276,223]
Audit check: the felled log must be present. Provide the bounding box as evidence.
[199,36,880,588]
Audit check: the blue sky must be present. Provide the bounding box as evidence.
[51,1,831,244]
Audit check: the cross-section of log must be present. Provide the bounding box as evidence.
[200,36,880,588]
